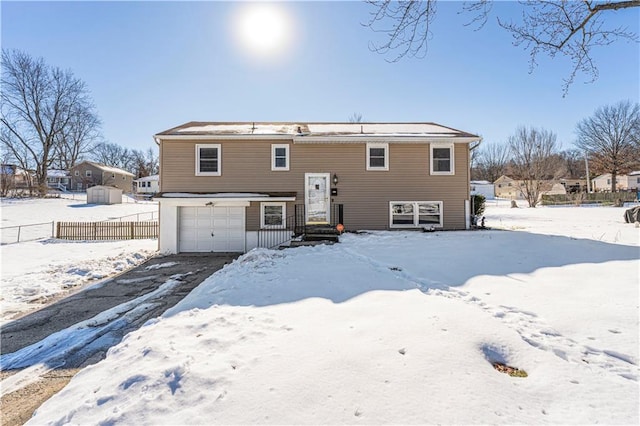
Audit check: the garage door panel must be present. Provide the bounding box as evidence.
[179,206,245,253]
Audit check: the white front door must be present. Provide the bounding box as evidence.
[305,173,330,224]
[179,206,245,252]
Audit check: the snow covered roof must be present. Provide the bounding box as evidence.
[134,175,159,182]
[74,161,135,177]
[46,169,70,178]
[155,122,480,143]
[471,180,493,185]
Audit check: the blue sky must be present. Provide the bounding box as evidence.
[2,1,638,152]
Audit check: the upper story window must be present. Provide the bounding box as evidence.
[271,144,290,171]
[430,143,454,175]
[74,170,79,176]
[85,170,92,177]
[366,143,389,171]
[196,144,221,176]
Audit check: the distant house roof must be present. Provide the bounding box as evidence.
[134,174,159,182]
[471,180,493,185]
[628,171,640,176]
[154,122,481,143]
[47,169,70,178]
[494,175,515,184]
[72,161,134,177]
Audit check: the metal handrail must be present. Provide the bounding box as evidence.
[257,213,300,249]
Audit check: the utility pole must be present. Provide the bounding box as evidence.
[585,153,591,193]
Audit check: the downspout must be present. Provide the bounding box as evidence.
[468,139,483,229]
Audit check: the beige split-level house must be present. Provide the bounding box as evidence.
[70,161,134,192]
[154,122,481,254]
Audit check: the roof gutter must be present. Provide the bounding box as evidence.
[469,136,483,151]
[154,134,293,141]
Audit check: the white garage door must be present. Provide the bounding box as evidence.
[179,206,245,252]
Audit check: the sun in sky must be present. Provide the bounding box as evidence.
[232,2,295,62]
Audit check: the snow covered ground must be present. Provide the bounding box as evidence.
[4,201,640,424]
[0,195,158,323]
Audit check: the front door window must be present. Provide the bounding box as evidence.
[305,173,330,224]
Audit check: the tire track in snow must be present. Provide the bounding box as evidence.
[339,247,638,382]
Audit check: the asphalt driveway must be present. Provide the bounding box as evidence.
[0,253,239,368]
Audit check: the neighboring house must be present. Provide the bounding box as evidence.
[470,180,494,200]
[134,174,160,195]
[46,169,71,191]
[494,175,524,199]
[559,178,587,193]
[620,171,640,191]
[590,173,640,192]
[70,161,134,192]
[592,173,619,192]
[12,168,34,191]
[154,121,481,254]
[1,164,17,195]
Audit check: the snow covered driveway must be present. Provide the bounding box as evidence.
[1,254,238,370]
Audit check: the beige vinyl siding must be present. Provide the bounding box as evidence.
[246,201,296,231]
[161,139,470,230]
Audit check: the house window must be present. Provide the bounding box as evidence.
[74,170,79,176]
[196,144,221,176]
[86,170,92,177]
[430,143,454,175]
[366,143,389,171]
[390,201,443,228]
[261,202,286,229]
[271,144,290,171]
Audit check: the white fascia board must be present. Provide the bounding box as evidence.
[293,136,481,144]
[157,196,296,207]
[154,134,293,141]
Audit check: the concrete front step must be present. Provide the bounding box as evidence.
[304,233,340,242]
[287,240,336,248]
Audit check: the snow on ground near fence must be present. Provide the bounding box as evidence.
[0,194,157,227]
[0,196,158,323]
[21,204,639,425]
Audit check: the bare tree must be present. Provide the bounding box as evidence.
[92,142,132,171]
[508,126,559,207]
[348,112,364,123]
[473,142,510,182]
[499,1,639,94]
[52,107,101,169]
[575,100,640,192]
[558,149,588,179]
[0,49,100,195]
[130,147,159,178]
[364,0,639,94]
